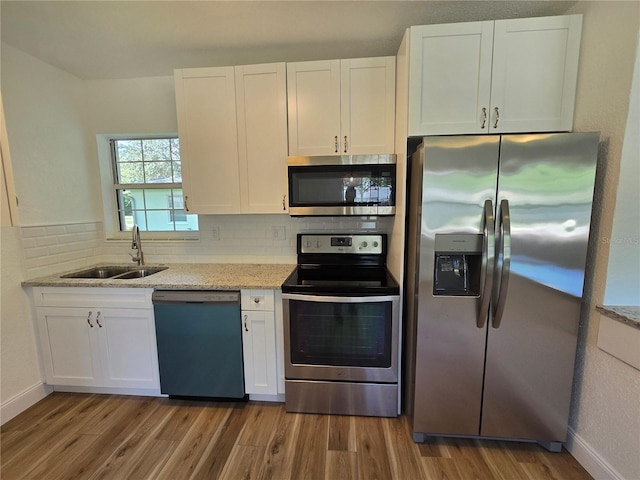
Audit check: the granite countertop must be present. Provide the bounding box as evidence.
[595,305,640,330]
[22,263,296,290]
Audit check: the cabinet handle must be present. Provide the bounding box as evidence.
[334,136,338,153]
[184,195,189,212]
[96,311,103,328]
[493,107,500,129]
[282,194,286,211]
[87,311,94,328]
[244,314,249,332]
[254,297,260,304]
[481,107,487,129]
[344,136,348,153]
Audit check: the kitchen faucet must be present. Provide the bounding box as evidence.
[130,224,144,266]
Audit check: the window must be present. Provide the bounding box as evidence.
[111,137,198,232]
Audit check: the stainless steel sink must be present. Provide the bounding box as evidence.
[112,267,167,279]
[61,266,167,279]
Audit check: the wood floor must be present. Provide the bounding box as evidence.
[1,392,592,480]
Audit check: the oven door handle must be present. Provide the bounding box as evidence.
[282,293,399,303]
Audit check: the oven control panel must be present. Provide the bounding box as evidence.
[299,234,384,254]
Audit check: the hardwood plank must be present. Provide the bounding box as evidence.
[0,392,86,434]
[14,434,100,480]
[0,393,594,480]
[478,438,531,480]
[154,403,231,480]
[237,401,283,447]
[290,413,329,480]
[49,396,158,480]
[417,435,450,458]
[328,415,356,452]
[442,438,497,479]
[422,457,465,479]
[354,415,393,480]
[188,403,251,480]
[325,450,358,480]
[113,439,178,480]
[382,416,425,479]
[0,393,99,469]
[256,405,301,480]
[86,399,171,480]
[219,444,265,480]
[154,398,214,441]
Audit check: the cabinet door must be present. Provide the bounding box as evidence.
[287,60,341,155]
[97,308,160,389]
[175,67,241,214]
[235,63,289,213]
[241,309,278,395]
[341,57,396,154]
[408,21,494,136]
[37,307,101,386]
[489,15,582,133]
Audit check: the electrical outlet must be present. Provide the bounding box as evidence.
[211,226,220,241]
[271,226,286,240]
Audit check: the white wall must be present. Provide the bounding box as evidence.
[0,43,102,422]
[1,44,100,226]
[565,2,640,479]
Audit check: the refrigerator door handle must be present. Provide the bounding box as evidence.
[477,199,495,328]
[492,199,512,328]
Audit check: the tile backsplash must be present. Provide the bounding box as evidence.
[21,214,392,276]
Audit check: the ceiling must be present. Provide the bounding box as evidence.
[1,0,577,80]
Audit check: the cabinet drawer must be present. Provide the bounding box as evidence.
[32,287,153,309]
[241,289,275,311]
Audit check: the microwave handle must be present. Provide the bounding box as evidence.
[282,293,398,303]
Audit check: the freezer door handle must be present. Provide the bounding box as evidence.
[492,199,511,328]
[477,199,495,328]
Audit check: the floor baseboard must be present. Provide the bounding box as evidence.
[566,426,622,480]
[0,382,53,426]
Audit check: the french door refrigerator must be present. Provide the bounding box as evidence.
[404,133,598,451]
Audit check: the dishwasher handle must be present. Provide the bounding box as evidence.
[152,290,240,305]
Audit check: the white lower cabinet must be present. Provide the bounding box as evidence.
[241,289,279,396]
[33,287,159,391]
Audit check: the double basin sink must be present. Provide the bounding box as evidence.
[61,265,167,280]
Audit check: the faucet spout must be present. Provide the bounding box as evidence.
[130,224,144,266]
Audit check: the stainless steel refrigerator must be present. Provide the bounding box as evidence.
[404,133,599,451]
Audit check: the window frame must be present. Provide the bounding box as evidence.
[97,133,199,241]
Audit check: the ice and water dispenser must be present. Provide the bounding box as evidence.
[433,234,483,296]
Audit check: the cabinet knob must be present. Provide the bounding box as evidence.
[87,311,94,328]
[493,107,500,129]
[254,297,260,304]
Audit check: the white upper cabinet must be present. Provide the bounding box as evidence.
[408,15,582,136]
[287,57,396,155]
[235,63,289,213]
[175,67,240,214]
[175,63,288,215]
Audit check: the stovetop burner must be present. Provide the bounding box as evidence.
[281,234,400,295]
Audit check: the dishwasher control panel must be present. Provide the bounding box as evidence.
[152,290,240,304]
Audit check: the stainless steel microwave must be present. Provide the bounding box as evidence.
[287,154,397,216]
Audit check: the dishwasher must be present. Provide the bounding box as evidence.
[152,290,246,399]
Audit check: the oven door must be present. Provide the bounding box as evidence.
[282,293,400,383]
